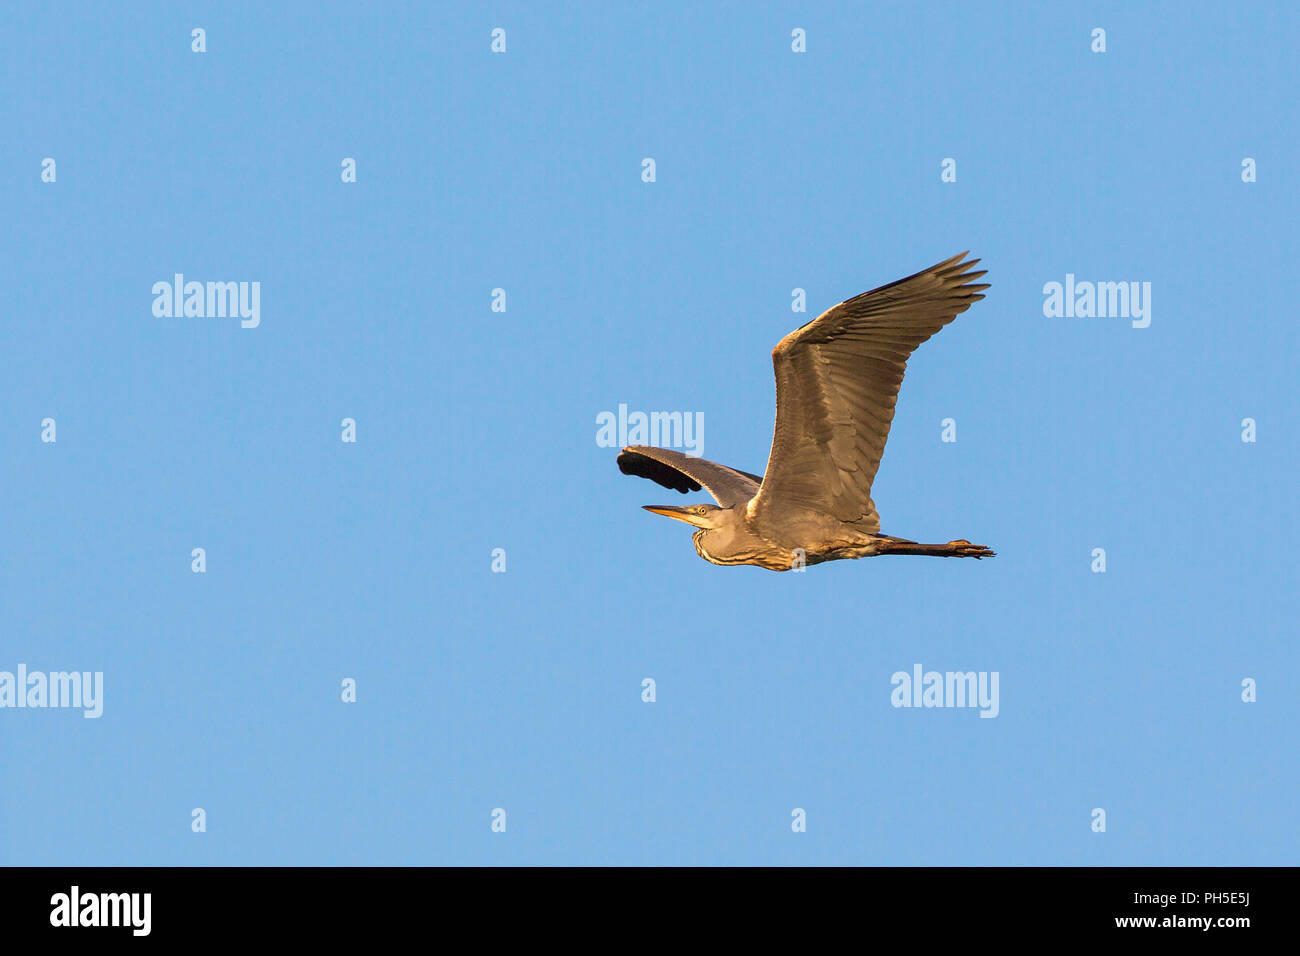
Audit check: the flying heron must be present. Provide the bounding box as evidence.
[617,252,995,571]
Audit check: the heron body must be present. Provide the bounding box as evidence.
[618,252,995,571]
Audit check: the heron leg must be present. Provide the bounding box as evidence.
[878,537,995,559]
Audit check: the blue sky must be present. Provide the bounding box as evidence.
[1,1,1295,865]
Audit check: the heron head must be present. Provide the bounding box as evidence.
[642,502,725,529]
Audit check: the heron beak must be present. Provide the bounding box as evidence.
[642,505,708,527]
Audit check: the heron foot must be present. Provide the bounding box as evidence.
[947,539,995,559]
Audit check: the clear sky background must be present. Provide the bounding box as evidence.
[1,1,1295,865]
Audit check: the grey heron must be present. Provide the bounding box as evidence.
[618,252,994,571]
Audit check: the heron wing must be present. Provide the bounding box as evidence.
[618,446,761,507]
[751,252,988,535]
